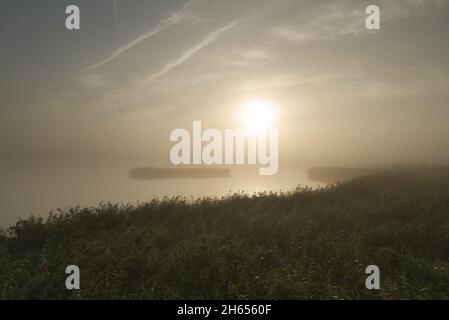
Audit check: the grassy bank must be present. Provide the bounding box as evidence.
[1,168,449,299]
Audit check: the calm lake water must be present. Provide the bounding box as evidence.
[0,158,322,227]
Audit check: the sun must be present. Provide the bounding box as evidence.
[240,100,276,133]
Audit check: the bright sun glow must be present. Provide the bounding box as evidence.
[240,100,275,133]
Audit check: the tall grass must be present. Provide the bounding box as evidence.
[1,169,449,299]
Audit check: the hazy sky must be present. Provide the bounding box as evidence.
[1,0,449,166]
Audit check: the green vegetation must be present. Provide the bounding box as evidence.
[1,168,449,299]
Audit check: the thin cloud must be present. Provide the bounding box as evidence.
[141,19,241,86]
[274,4,366,43]
[80,73,107,89]
[113,0,118,24]
[82,0,203,72]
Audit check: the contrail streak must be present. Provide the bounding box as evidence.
[113,0,119,48]
[113,0,118,23]
[82,0,202,72]
[141,20,241,86]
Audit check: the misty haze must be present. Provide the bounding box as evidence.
[1,0,449,301]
